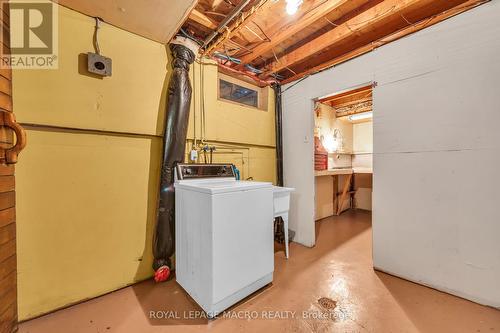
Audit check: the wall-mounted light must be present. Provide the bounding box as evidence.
[322,134,338,153]
[321,129,343,153]
[286,0,303,15]
[348,111,373,122]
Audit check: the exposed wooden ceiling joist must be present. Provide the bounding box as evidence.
[263,0,438,76]
[190,8,218,30]
[319,84,371,105]
[204,0,272,54]
[238,0,352,64]
[179,0,488,84]
[281,0,487,84]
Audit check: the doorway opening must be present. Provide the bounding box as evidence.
[313,84,373,221]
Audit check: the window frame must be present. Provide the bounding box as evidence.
[217,72,268,111]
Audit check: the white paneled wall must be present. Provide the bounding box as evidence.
[282,1,500,307]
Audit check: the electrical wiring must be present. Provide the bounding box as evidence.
[179,28,204,45]
[213,52,242,64]
[244,64,263,74]
[250,21,271,42]
[93,17,102,55]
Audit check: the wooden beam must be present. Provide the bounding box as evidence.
[264,0,435,76]
[239,0,351,65]
[211,0,225,11]
[336,105,373,118]
[280,0,488,84]
[320,84,372,103]
[331,98,372,111]
[189,9,217,30]
[205,0,272,55]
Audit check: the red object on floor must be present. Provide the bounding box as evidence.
[154,266,170,282]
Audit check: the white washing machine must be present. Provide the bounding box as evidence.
[174,163,274,317]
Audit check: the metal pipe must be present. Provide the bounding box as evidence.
[273,84,284,186]
[202,0,251,48]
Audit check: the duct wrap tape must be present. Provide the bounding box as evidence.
[152,42,195,280]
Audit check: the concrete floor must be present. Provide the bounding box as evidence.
[19,210,500,333]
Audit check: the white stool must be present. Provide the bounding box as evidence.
[273,186,294,259]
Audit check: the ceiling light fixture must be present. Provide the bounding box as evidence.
[286,0,302,15]
[348,111,373,121]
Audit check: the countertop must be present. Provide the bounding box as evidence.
[315,167,373,177]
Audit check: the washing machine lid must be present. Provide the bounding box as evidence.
[175,179,272,194]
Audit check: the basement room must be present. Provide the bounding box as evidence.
[1,0,499,332]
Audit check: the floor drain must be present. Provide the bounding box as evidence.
[318,297,337,310]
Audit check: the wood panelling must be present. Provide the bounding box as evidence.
[0,77,11,96]
[0,164,13,176]
[0,223,14,245]
[0,191,14,210]
[0,253,15,278]
[0,176,14,192]
[0,93,11,111]
[0,304,16,333]
[0,289,15,320]
[0,271,15,298]
[0,1,17,331]
[0,238,15,263]
[0,207,14,228]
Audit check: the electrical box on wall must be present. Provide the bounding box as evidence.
[87,52,112,77]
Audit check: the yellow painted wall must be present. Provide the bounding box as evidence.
[353,121,373,153]
[13,5,275,320]
[13,6,169,136]
[186,60,276,183]
[15,130,161,319]
[13,5,168,320]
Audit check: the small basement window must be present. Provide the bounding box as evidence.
[219,79,258,108]
[218,73,268,111]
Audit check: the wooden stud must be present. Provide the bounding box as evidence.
[332,175,339,216]
[337,174,352,215]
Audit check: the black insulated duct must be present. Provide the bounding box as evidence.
[153,41,197,282]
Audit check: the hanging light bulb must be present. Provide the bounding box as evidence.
[286,0,302,15]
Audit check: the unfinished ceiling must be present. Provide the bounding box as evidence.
[319,85,373,118]
[56,0,198,43]
[182,0,489,84]
[318,84,373,124]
